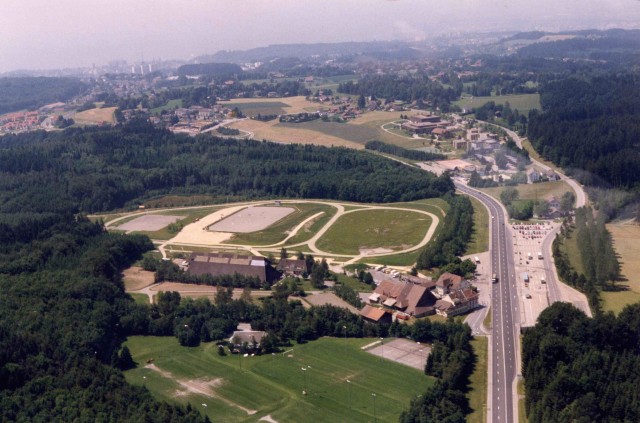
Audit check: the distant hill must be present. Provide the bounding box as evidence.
[0,76,87,114]
[177,62,242,77]
[196,40,414,63]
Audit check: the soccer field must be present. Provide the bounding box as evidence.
[125,336,434,422]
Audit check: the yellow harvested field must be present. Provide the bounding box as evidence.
[229,119,363,149]
[224,96,318,114]
[601,223,640,313]
[74,107,117,125]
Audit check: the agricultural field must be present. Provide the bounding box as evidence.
[276,120,379,143]
[454,93,541,114]
[479,180,574,205]
[124,336,433,423]
[150,99,183,115]
[316,209,431,255]
[228,101,289,117]
[224,204,336,246]
[601,223,640,314]
[73,106,117,125]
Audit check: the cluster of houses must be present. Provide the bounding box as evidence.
[360,272,479,323]
[0,102,75,135]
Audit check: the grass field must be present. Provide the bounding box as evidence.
[225,203,336,246]
[316,209,431,255]
[129,293,150,304]
[151,99,183,115]
[467,196,490,254]
[124,336,433,423]
[230,101,289,117]
[276,120,379,143]
[454,94,541,114]
[74,106,117,125]
[479,180,574,205]
[468,337,488,423]
[601,223,640,314]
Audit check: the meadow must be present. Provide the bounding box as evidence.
[601,223,640,313]
[124,336,433,423]
[454,93,541,114]
[479,180,574,205]
[316,209,431,255]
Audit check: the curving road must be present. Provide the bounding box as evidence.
[457,182,519,423]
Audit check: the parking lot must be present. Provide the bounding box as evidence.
[511,221,560,326]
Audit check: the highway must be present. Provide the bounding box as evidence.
[456,182,519,423]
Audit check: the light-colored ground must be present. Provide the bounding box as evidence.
[170,205,246,245]
[146,363,256,415]
[73,107,117,124]
[303,292,359,314]
[602,223,640,313]
[365,338,430,371]
[208,206,294,233]
[131,281,274,303]
[117,215,182,232]
[123,266,155,291]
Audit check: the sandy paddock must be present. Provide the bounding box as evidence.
[118,215,182,231]
[208,206,294,233]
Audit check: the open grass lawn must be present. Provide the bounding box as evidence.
[385,198,449,219]
[317,209,431,255]
[479,180,574,205]
[74,106,117,125]
[521,138,562,172]
[454,94,541,114]
[230,101,289,117]
[124,336,433,423]
[467,196,490,254]
[467,337,488,423]
[129,293,150,304]
[277,120,379,143]
[358,250,421,267]
[225,203,336,246]
[601,224,640,314]
[561,230,585,276]
[150,99,183,115]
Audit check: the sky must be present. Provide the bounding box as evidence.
[1,0,639,72]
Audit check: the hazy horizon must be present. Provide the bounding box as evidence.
[2,0,639,73]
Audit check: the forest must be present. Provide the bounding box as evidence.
[0,76,88,114]
[338,74,462,111]
[527,72,640,189]
[523,302,640,423]
[0,122,454,214]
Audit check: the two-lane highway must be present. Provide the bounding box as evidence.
[456,182,519,423]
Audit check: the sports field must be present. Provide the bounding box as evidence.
[316,209,431,255]
[124,336,433,423]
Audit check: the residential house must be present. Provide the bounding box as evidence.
[435,288,479,317]
[229,330,266,350]
[368,278,437,318]
[527,168,541,183]
[359,305,392,324]
[434,272,463,297]
[277,258,310,276]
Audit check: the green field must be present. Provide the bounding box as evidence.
[600,224,640,314]
[231,101,289,116]
[479,180,574,205]
[129,293,150,304]
[468,337,488,423]
[277,120,379,144]
[316,209,431,255]
[151,99,183,115]
[466,196,490,254]
[124,336,433,423]
[225,203,337,246]
[454,93,541,114]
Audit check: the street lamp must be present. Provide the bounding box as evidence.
[301,367,308,395]
[371,393,377,423]
[346,379,352,414]
[380,337,384,361]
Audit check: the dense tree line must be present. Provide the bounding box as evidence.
[417,194,474,270]
[0,76,88,114]
[0,123,453,214]
[527,73,640,189]
[177,62,243,77]
[338,74,461,111]
[395,319,475,423]
[365,140,445,161]
[523,302,640,422]
[0,213,209,422]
